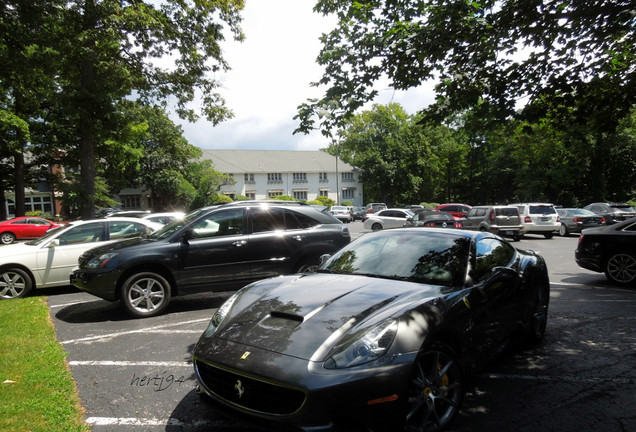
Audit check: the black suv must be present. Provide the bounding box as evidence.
[72,201,351,317]
[584,202,636,225]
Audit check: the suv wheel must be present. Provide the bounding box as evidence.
[120,272,172,318]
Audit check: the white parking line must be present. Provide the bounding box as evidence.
[69,360,191,367]
[61,318,209,345]
[85,417,246,428]
[481,373,635,384]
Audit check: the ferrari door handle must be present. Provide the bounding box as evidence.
[232,240,247,247]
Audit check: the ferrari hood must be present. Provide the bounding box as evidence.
[215,273,440,361]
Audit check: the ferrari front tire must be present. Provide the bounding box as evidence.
[405,342,463,432]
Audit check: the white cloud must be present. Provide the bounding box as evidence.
[175,1,435,151]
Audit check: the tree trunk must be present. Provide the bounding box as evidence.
[13,143,26,217]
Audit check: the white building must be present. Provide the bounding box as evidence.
[115,150,364,210]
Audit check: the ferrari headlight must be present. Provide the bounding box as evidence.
[325,319,398,369]
[203,291,241,338]
[85,252,118,269]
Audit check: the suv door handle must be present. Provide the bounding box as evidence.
[232,240,247,247]
[293,235,305,242]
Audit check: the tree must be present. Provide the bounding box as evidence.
[53,0,244,219]
[330,103,439,206]
[297,1,636,138]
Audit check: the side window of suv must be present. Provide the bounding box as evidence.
[192,209,244,239]
[287,210,319,229]
[251,208,286,233]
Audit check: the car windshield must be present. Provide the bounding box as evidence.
[320,230,469,286]
[149,208,210,240]
[26,225,68,245]
[529,205,556,215]
[569,209,596,216]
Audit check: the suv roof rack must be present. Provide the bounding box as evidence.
[226,200,310,206]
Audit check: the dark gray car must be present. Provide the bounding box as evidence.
[461,205,523,241]
[557,208,606,236]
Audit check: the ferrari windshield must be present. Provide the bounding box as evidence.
[321,230,470,286]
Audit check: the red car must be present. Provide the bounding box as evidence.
[0,217,64,244]
[433,203,472,220]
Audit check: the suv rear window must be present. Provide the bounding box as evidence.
[495,207,518,217]
[529,205,556,215]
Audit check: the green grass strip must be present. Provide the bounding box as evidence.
[0,297,90,432]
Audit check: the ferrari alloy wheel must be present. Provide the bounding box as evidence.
[120,272,171,318]
[604,251,636,285]
[0,268,33,299]
[559,224,569,237]
[528,280,550,344]
[405,343,463,432]
[0,232,16,245]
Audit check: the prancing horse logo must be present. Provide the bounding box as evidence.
[235,380,245,398]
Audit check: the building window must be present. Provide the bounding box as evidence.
[293,190,307,201]
[319,172,328,182]
[245,191,256,200]
[244,173,255,184]
[293,172,307,182]
[147,196,154,209]
[224,193,236,200]
[7,199,15,215]
[267,173,282,183]
[342,188,355,199]
[122,196,141,209]
[268,189,284,198]
[319,189,329,197]
[342,172,354,182]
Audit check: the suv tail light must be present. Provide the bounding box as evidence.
[525,216,532,223]
[490,211,496,222]
[454,222,463,228]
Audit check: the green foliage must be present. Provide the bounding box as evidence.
[234,195,250,201]
[268,195,296,201]
[341,200,353,206]
[0,298,89,432]
[312,196,336,207]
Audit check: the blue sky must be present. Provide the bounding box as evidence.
[174,1,435,151]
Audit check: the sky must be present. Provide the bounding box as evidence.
[174,1,436,151]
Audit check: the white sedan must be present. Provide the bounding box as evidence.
[0,218,162,299]
[363,208,415,231]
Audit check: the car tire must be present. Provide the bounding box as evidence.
[404,342,464,432]
[559,224,569,237]
[0,268,33,299]
[0,232,16,245]
[294,258,320,274]
[603,251,636,286]
[372,223,382,231]
[544,232,553,239]
[527,278,550,344]
[513,235,521,242]
[120,272,172,318]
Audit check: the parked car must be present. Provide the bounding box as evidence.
[193,228,550,432]
[329,206,353,223]
[461,205,524,241]
[404,211,463,228]
[556,208,605,236]
[513,203,560,239]
[141,212,185,225]
[0,216,65,245]
[462,205,523,241]
[363,208,414,231]
[363,202,387,218]
[71,201,351,318]
[0,218,162,299]
[575,217,636,285]
[583,202,636,225]
[433,203,472,220]
[351,206,365,221]
[104,210,151,218]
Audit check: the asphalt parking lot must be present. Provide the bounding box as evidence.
[45,224,636,432]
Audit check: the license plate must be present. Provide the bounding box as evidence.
[503,231,514,235]
[541,217,549,221]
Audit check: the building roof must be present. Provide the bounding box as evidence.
[199,150,355,174]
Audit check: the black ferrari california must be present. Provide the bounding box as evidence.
[193,228,550,432]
